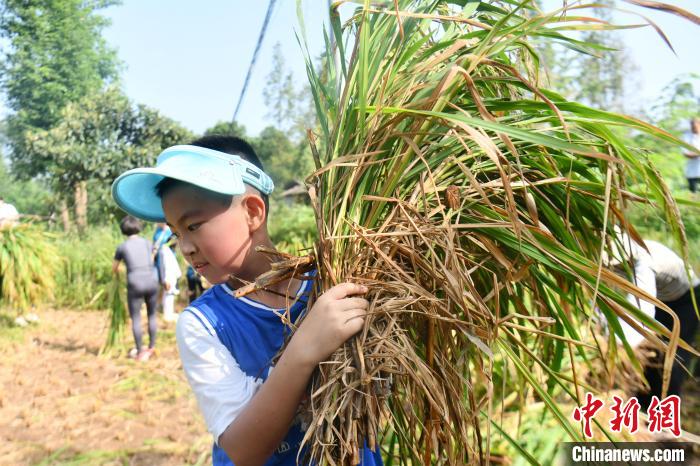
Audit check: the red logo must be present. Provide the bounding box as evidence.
[573,392,604,438]
[573,394,682,438]
[609,395,641,434]
[647,395,681,437]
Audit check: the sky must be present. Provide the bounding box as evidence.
[4,1,700,137]
[100,0,331,137]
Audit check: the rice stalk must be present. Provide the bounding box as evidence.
[245,1,700,463]
[54,226,121,310]
[100,275,128,355]
[0,223,58,313]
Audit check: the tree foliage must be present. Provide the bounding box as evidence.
[262,42,297,132]
[0,0,121,178]
[538,0,637,113]
[256,126,313,189]
[203,120,248,139]
[0,157,51,217]
[203,121,314,190]
[262,42,318,142]
[25,87,193,219]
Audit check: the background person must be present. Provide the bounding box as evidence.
[0,196,19,227]
[683,117,700,192]
[112,215,160,361]
[158,238,182,322]
[611,235,699,407]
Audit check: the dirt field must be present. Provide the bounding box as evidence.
[0,308,212,466]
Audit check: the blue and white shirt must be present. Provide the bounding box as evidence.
[176,271,383,465]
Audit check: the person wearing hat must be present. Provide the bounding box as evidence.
[112,135,382,465]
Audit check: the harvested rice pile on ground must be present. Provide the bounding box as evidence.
[256,1,699,464]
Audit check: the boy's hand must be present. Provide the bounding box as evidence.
[287,282,369,368]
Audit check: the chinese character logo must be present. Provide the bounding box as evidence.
[573,393,681,438]
[647,395,681,437]
[573,392,604,438]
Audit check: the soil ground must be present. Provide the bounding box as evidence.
[0,308,212,466]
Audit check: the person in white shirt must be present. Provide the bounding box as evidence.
[158,240,182,322]
[682,117,700,193]
[611,235,699,407]
[0,197,19,227]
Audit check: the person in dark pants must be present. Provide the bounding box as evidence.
[112,215,159,361]
[638,285,700,408]
[611,236,700,406]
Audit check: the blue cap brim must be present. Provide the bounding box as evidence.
[112,169,170,222]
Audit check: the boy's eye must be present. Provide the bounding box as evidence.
[187,223,202,232]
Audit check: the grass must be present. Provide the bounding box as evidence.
[53,226,122,310]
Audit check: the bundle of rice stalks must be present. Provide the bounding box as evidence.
[0,223,58,313]
[100,275,128,355]
[263,0,700,464]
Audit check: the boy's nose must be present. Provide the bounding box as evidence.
[178,236,196,256]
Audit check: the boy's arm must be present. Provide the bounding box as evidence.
[217,282,369,466]
[217,341,315,463]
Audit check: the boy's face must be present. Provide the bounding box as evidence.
[162,184,262,284]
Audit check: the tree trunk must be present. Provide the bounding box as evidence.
[60,199,71,233]
[74,181,88,233]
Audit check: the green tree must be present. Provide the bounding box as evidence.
[25,87,193,231]
[0,0,121,179]
[0,157,52,218]
[201,121,314,190]
[203,120,248,139]
[262,42,297,132]
[538,0,636,113]
[262,42,319,143]
[631,74,700,190]
[255,126,300,189]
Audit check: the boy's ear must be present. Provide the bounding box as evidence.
[242,194,267,231]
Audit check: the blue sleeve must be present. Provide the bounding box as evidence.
[361,441,383,465]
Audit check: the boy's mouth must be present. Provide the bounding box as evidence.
[193,262,209,272]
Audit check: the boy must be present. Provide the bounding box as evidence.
[112,136,382,465]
